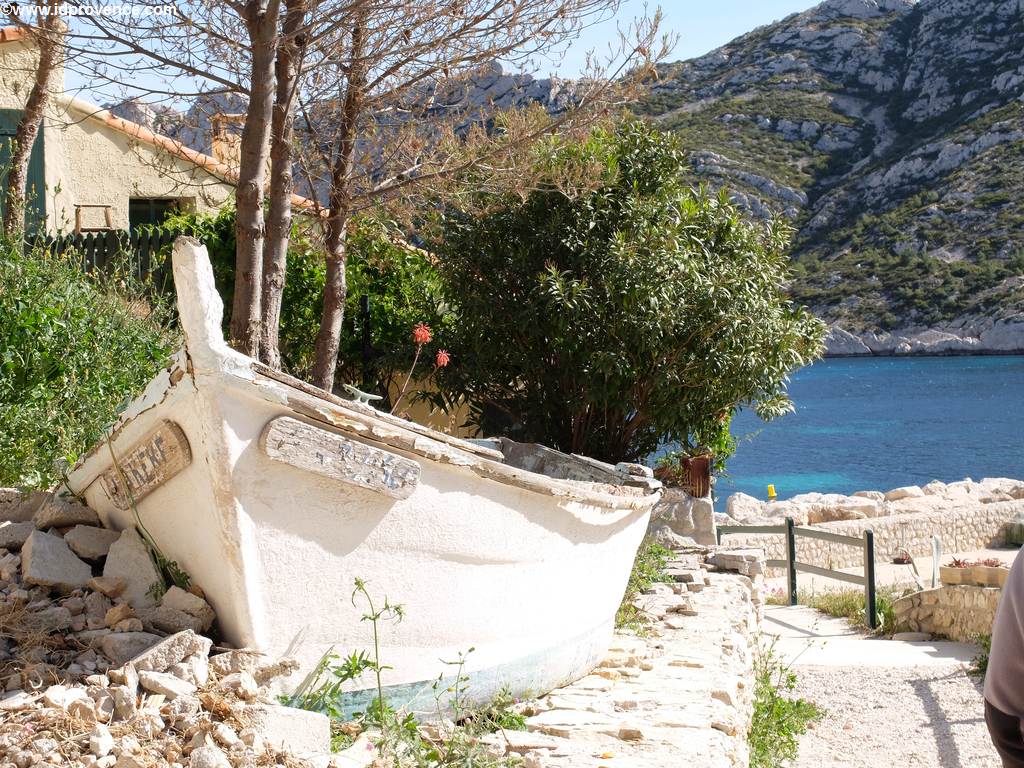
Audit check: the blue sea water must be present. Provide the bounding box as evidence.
[713,355,1024,500]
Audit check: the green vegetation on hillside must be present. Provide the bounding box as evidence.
[789,249,1024,330]
[630,4,1024,329]
[647,88,847,193]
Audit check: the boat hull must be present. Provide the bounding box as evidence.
[67,237,659,710]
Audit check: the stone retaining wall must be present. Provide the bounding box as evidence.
[893,585,1002,642]
[722,501,1023,570]
[511,546,763,768]
[649,488,716,545]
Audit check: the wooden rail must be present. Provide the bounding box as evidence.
[717,517,878,629]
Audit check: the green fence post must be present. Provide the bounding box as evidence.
[786,517,797,606]
[864,529,877,630]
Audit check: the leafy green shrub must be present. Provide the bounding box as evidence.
[430,121,826,463]
[616,537,673,631]
[0,241,175,487]
[749,648,822,768]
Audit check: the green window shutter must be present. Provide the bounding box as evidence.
[0,108,47,233]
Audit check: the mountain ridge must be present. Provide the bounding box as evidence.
[636,0,1024,353]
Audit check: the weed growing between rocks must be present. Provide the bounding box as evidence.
[970,634,991,678]
[748,647,822,768]
[615,538,672,632]
[285,579,523,767]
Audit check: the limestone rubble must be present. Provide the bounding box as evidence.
[0,489,332,768]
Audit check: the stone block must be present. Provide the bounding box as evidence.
[33,497,100,529]
[0,489,48,523]
[24,605,73,632]
[102,528,162,610]
[725,493,764,523]
[88,576,127,598]
[98,632,162,666]
[160,586,216,631]
[708,550,763,577]
[0,521,35,550]
[650,489,717,545]
[885,485,925,501]
[189,746,231,768]
[65,526,121,560]
[853,490,885,502]
[139,670,197,699]
[239,703,331,755]
[129,629,212,673]
[147,605,206,634]
[22,530,93,591]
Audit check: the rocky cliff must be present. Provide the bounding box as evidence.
[636,0,1024,354]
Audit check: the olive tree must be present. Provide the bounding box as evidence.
[428,121,827,463]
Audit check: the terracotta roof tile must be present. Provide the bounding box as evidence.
[0,26,31,44]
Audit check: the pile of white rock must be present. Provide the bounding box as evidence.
[721,477,1024,527]
[0,488,332,768]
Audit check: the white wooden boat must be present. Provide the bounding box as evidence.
[67,237,661,712]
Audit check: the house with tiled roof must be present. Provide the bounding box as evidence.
[0,25,253,234]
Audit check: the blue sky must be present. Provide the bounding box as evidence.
[63,1,822,104]
[546,0,821,77]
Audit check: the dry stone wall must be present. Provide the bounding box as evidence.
[893,585,1002,642]
[721,501,1023,570]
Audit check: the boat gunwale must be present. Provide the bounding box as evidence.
[242,365,662,511]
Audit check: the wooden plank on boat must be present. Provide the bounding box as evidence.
[99,421,192,510]
[261,416,420,500]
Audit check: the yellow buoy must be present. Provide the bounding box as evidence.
[767,483,777,500]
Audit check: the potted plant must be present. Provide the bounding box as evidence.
[940,557,1009,587]
[972,557,1009,588]
[939,558,971,586]
[654,449,713,498]
[653,415,737,499]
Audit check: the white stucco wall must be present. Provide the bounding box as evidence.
[0,35,47,110]
[50,100,234,231]
[2,32,234,233]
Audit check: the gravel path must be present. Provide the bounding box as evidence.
[791,659,1000,767]
[762,605,1001,767]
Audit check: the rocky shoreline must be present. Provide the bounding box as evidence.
[825,319,1024,357]
[721,476,1024,527]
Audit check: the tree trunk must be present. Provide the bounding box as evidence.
[3,8,63,245]
[310,20,367,391]
[258,0,308,369]
[230,0,281,357]
[311,207,351,390]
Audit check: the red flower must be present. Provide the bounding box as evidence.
[435,349,450,368]
[412,322,432,345]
